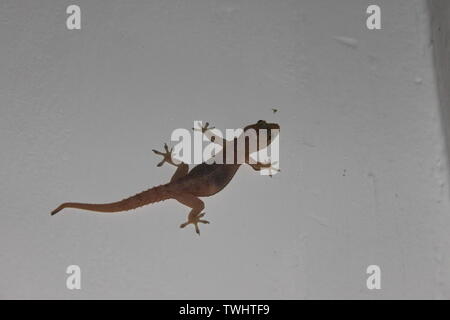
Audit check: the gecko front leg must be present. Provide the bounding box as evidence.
[193,121,225,145]
[249,161,280,177]
[152,143,177,167]
[152,143,189,182]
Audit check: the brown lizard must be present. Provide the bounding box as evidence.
[51,120,280,234]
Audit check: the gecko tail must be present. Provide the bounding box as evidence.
[50,184,173,215]
[51,204,68,215]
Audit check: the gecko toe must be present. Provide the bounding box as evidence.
[179,212,209,234]
[180,222,188,228]
[154,143,175,167]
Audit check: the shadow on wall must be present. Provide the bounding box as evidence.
[429,0,450,165]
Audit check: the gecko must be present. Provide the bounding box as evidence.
[51,120,280,235]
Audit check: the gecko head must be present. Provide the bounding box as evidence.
[244,120,280,148]
[244,120,280,132]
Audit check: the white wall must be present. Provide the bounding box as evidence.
[0,0,449,299]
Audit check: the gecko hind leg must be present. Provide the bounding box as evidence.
[175,194,209,235]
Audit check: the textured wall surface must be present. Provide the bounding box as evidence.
[1,0,449,299]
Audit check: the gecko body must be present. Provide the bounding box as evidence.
[51,120,280,234]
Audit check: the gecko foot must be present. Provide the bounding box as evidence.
[250,161,280,177]
[180,212,210,235]
[152,143,174,167]
[192,122,215,133]
[267,163,280,178]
